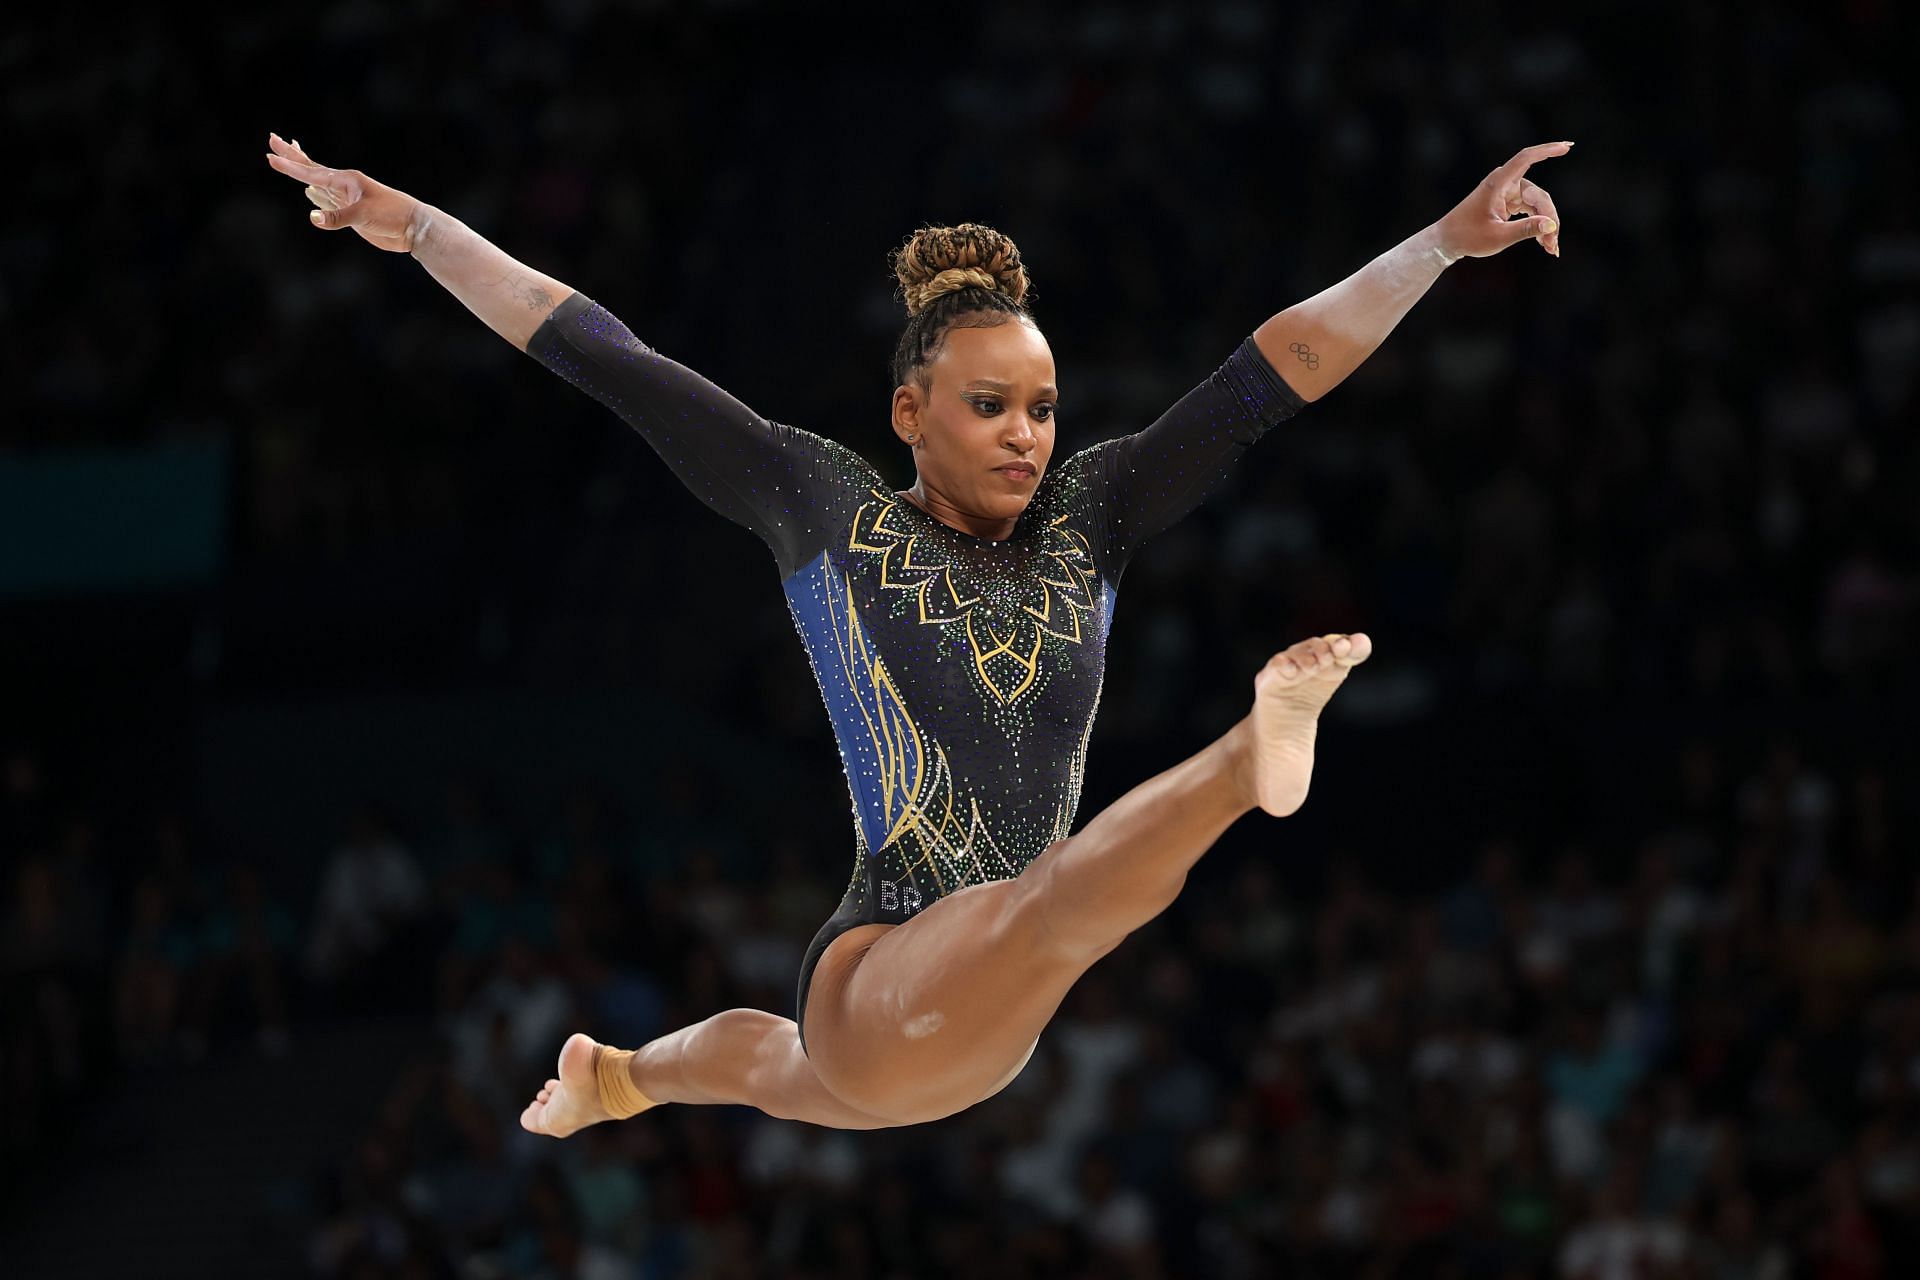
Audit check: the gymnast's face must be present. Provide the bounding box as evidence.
[892,317,1058,531]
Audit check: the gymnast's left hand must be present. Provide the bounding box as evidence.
[1431,141,1571,260]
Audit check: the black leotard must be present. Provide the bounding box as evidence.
[527,292,1305,1052]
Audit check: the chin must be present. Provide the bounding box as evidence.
[1001,494,1036,517]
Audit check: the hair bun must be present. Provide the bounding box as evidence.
[891,223,1031,316]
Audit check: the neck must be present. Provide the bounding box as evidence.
[902,479,1019,541]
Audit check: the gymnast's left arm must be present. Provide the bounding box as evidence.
[1253,141,1570,402]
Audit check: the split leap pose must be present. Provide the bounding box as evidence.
[265,134,1568,1130]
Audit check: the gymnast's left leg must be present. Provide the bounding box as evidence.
[800,631,1373,1125]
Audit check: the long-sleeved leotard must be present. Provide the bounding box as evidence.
[527,290,1305,1051]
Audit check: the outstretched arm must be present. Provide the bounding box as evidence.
[262,133,878,577]
[1253,141,1571,402]
[1088,142,1571,568]
[411,209,571,352]
[264,133,572,350]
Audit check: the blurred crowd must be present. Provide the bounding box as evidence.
[5,0,1919,1276]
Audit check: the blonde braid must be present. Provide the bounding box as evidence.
[893,223,1031,315]
[886,222,1037,389]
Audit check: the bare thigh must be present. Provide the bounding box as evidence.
[802,860,1113,1125]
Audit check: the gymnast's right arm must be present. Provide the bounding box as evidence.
[262,133,872,575]
[264,133,570,350]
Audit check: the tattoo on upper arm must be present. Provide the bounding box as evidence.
[1289,342,1321,371]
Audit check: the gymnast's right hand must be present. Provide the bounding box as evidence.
[265,132,425,253]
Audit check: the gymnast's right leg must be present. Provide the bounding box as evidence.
[520,1010,905,1136]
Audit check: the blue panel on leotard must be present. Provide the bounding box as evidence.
[781,548,925,866]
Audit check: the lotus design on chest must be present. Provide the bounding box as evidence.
[844,489,1098,705]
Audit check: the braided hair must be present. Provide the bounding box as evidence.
[889,223,1035,390]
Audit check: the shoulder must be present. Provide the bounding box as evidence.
[775,424,887,489]
[819,430,888,478]
[1038,437,1121,497]
[794,427,890,498]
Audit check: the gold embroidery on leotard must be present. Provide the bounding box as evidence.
[821,560,1027,897]
[846,489,1096,706]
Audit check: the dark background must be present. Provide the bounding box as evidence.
[4,1,1918,1276]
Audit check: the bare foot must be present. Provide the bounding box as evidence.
[520,1031,614,1138]
[1247,632,1372,818]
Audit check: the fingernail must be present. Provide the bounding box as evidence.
[1562,140,1575,147]
[1546,219,1559,234]
[310,210,324,226]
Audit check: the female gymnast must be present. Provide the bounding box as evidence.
[265,133,1567,1132]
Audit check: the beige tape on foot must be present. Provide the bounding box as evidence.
[593,1044,657,1119]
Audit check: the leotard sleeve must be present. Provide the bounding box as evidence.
[1093,335,1306,572]
[526,291,880,579]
